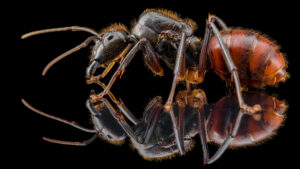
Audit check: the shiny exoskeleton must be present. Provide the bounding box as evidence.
[21,90,286,161]
[21,8,288,164]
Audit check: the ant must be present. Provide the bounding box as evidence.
[21,9,288,164]
[22,86,286,162]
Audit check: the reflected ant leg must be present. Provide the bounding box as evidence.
[204,18,261,164]
[90,82,139,125]
[207,110,244,164]
[141,96,163,144]
[89,94,163,145]
[91,97,139,142]
[174,91,187,155]
[196,105,210,164]
[93,38,163,99]
[163,32,187,155]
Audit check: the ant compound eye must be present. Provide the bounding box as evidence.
[108,35,114,41]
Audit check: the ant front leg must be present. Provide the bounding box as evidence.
[87,44,133,83]
[202,16,262,164]
[88,97,140,142]
[90,82,139,125]
[93,38,163,100]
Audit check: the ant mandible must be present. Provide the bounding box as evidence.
[21,9,288,164]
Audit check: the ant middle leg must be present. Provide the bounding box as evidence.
[162,32,187,155]
[164,32,187,111]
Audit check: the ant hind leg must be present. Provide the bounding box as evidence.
[202,16,261,164]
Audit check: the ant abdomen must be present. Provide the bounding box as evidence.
[208,29,288,88]
[206,92,286,147]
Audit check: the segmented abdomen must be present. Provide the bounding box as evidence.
[208,29,287,88]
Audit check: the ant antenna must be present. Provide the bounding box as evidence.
[21,26,101,39]
[21,26,101,75]
[41,36,97,76]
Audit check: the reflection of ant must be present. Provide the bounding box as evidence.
[21,87,287,162]
[22,9,288,164]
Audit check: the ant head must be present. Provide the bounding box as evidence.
[86,24,130,78]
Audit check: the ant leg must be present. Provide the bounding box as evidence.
[196,105,210,164]
[89,82,139,125]
[87,44,133,80]
[204,20,261,164]
[174,91,187,155]
[141,96,163,144]
[21,99,96,133]
[87,61,116,83]
[93,38,163,99]
[43,36,97,76]
[198,14,227,79]
[208,21,261,114]
[163,32,187,155]
[42,133,99,146]
[208,14,228,30]
[90,97,140,142]
[164,32,187,111]
[207,110,244,164]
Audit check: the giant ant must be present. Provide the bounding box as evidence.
[21,9,288,164]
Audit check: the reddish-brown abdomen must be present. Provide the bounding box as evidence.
[208,29,287,88]
[206,92,286,147]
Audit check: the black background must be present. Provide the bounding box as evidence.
[6,0,298,168]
